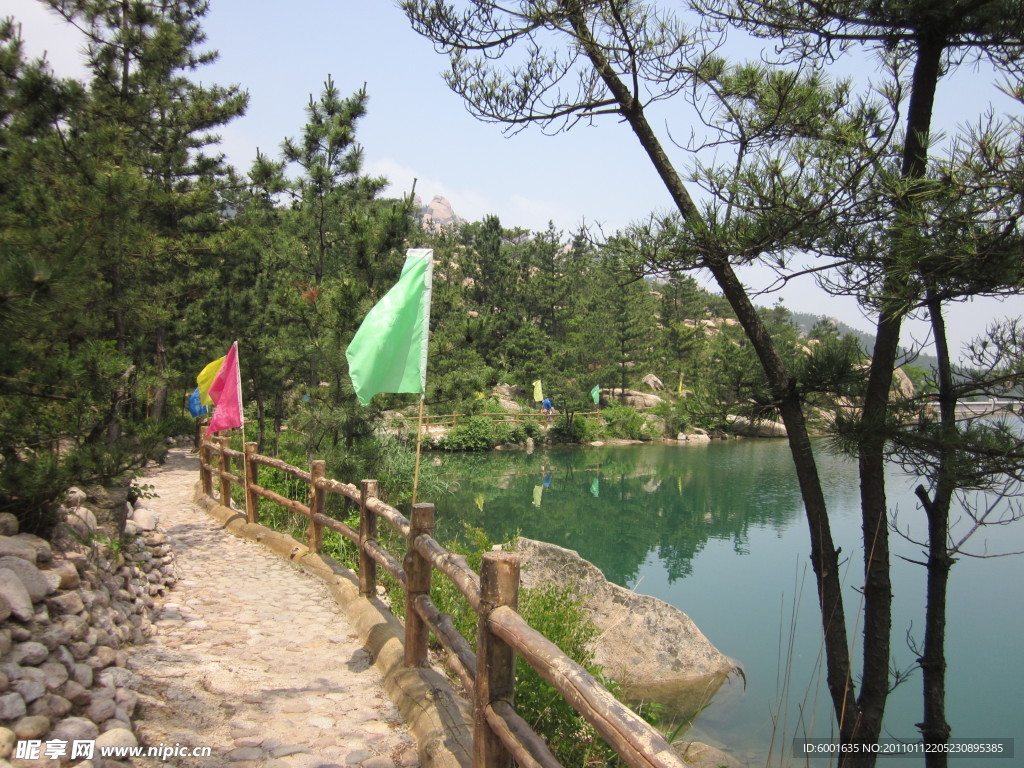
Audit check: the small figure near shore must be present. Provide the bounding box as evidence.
[542,396,554,423]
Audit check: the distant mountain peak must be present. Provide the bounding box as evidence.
[415,194,464,229]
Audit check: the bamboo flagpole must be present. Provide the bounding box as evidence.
[412,394,426,505]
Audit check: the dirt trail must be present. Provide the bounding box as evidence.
[128,449,418,768]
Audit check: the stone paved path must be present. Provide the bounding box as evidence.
[128,449,419,768]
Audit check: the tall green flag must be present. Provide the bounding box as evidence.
[346,248,434,406]
[591,384,601,405]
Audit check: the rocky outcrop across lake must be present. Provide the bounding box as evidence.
[598,388,665,410]
[514,538,738,716]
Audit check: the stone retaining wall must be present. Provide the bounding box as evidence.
[0,492,176,767]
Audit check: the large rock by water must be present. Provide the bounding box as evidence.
[514,538,738,717]
[726,414,788,438]
[600,388,665,410]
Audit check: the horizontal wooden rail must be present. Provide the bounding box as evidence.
[419,410,605,429]
[486,700,562,768]
[361,538,407,587]
[249,483,310,517]
[316,475,362,504]
[366,496,412,539]
[251,453,312,483]
[209,467,244,487]
[311,512,357,544]
[414,593,476,693]
[488,605,683,768]
[413,536,482,611]
[197,437,686,768]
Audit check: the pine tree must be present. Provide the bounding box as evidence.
[44,0,247,422]
[592,253,657,396]
[0,19,145,528]
[280,78,414,455]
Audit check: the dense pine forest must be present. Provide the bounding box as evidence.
[0,1,873,530]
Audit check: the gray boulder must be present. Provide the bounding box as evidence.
[50,715,99,744]
[0,570,34,622]
[0,557,51,602]
[0,537,39,564]
[96,727,138,749]
[515,538,738,717]
[64,488,87,508]
[13,534,52,564]
[79,485,130,536]
[128,507,159,531]
[642,373,665,392]
[491,383,526,413]
[64,506,99,536]
[727,414,787,438]
[601,388,664,410]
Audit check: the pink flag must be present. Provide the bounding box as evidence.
[205,342,243,437]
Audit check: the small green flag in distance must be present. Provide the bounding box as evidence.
[591,384,601,405]
[533,380,543,403]
[346,249,433,406]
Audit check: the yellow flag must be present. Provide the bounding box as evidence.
[196,356,226,406]
[533,380,543,402]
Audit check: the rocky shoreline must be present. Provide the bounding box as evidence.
[0,490,176,767]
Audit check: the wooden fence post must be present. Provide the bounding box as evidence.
[218,436,231,509]
[359,480,379,598]
[403,502,434,667]
[307,460,326,553]
[199,439,213,498]
[244,442,258,524]
[474,552,520,768]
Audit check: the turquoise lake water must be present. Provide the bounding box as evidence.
[429,438,1023,766]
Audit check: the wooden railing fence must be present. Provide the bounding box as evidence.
[198,436,686,768]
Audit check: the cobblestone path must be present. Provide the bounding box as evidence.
[128,449,419,768]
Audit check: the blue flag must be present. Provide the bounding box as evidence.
[187,387,208,417]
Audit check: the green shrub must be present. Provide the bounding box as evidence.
[440,416,498,451]
[601,404,650,440]
[492,421,529,445]
[515,583,620,766]
[549,413,597,444]
[650,400,692,436]
[522,420,544,440]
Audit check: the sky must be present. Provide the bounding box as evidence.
[8,0,1024,359]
